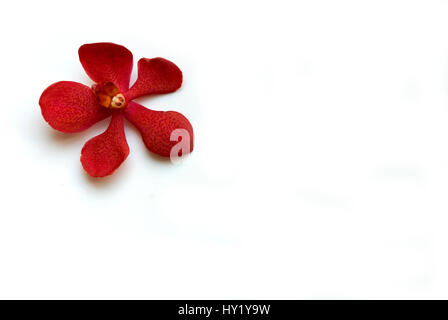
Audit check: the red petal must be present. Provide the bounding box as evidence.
[124,102,193,157]
[124,58,182,101]
[78,43,133,92]
[39,81,109,133]
[81,113,130,177]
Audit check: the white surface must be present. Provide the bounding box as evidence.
[1,0,448,299]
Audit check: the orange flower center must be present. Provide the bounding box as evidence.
[92,82,126,109]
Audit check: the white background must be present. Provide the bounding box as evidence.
[1,0,448,299]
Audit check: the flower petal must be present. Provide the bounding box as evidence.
[81,113,130,177]
[39,81,109,133]
[124,102,193,157]
[124,58,182,101]
[78,42,133,92]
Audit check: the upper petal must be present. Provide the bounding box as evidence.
[124,58,182,101]
[78,43,133,92]
[124,102,193,157]
[39,81,109,133]
[81,113,129,177]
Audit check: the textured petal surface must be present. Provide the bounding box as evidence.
[124,58,182,100]
[79,43,133,92]
[81,113,129,177]
[39,81,109,133]
[124,102,193,157]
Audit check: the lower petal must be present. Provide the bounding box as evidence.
[81,113,129,177]
[40,81,109,133]
[124,102,193,157]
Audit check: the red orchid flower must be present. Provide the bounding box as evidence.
[39,42,194,177]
